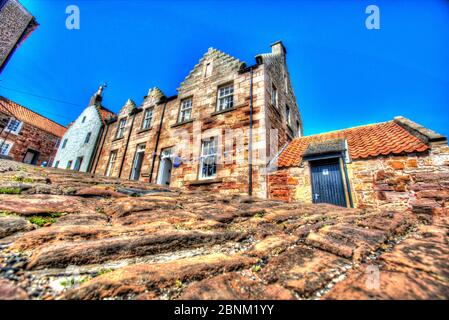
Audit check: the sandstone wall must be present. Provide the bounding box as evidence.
[268,142,449,214]
[0,117,60,166]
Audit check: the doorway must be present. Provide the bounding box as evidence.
[23,149,40,165]
[157,148,173,186]
[130,144,145,181]
[310,158,347,207]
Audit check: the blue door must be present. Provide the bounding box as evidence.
[310,159,347,207]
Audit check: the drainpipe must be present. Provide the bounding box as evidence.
[149,97,168,183]
[87,124,105,174]
[341,152,354,208]
[118,111,136,178]
[248,67,254,196]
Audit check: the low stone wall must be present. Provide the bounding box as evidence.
[268,141,449,215]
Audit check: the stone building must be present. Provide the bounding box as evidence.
[93,41,302,198]
[0,96,66,165]
[53,86,115,172]
[0,0,38,73]
[268,116,449,214]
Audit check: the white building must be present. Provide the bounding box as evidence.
[53,86,115,172]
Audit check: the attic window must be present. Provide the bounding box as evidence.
[204,62,213,77]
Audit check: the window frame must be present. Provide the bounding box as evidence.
[61,138,68,149]
[178,98,193,123]
[66,160,73,169]
[199,137,218,180]
[141,108,154,130]
[116,118,127,139]
[216,83,234,112]
[105,150,118,177]
[0,139,13,156]
[271,83,278,108]
[5,118,23,135]
[84,132,92,144]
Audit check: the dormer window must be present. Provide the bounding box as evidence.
[142,108,153,130]
[178,98,192,123]
[217,84,234,112]
[271,83,278,108]
[116,118,127,138]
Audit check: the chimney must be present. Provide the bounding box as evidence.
[271,40,287,56]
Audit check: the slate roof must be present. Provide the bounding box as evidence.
[0,96,66,137]
[277,118,433,168]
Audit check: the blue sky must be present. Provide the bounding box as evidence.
[1,0,448,137]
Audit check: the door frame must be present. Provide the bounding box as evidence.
[307,154,352,208]
[22,148,40,165]
[130,144,146,180]
[156,147,173,186]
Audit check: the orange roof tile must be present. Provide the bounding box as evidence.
[0,96,66,138]
[277,120,430,168]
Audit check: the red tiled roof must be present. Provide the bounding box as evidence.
[96,105,115,123]
[0,96,66,137]
[277,120,430,168]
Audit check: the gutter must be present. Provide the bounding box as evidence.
[118,110,137,178]
[149,97,168,183]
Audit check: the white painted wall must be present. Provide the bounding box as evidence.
[53,105,103,172]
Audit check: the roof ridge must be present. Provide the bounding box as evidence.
[299,120,392,140]
[0,95,66,129]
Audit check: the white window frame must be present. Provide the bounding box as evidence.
[5,118,23,135]
[0,139,13,156]
[105,150,118,177]
[217,84,234,112]
[271,83,278,108]
[142,108,153,130]
[116,118,127,138]
[199,137,218,180]
[286,105,292,127]
[178,98,192,123]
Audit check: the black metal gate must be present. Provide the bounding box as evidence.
[310,158,347,207]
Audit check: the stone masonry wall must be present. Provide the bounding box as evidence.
[0,119,60,166]
[268,141,449,215]
[95,50,268,197]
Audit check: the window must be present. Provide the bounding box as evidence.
[0,139,13,156]
[199,137,218,179]
[54,161,60,168]
[105,150,117,177]
[217,84,234,112]
[178,98,192,123]
[6,118,22,134]
[84,132,92,144]
[296,120,300,132]
[82,116,87,123]
[142,108,153,130]
[116,118,127,138]
[55,138,61,149]
[74,156,83,171]
[204,62,212,77]
[66,160,73,169]
[271,83,278,108]
[61,139,68,149]
[286,105,292,127]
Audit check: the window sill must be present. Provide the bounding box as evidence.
[211,107,237,116]
[188,178,223,186]
[112,136,124,142]
[171,119,195,128]
[137,127,152,134]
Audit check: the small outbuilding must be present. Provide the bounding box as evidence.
[268,116,449,215]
